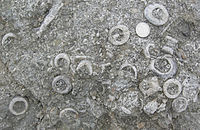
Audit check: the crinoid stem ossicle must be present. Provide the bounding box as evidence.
[59,108,78,118]
[54,53,70,69]
[149,55,177,79]
[52,75,72,94]
[144,3,169,26]
[120,62,137,79]
[109,25,130,45]
[172,97,188,113]
[2,33,16,46]
[163,79,182,99]
[9,96,28,116]
[144,43,155,59]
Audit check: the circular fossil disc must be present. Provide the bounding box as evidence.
[163,79,182,99]
[136,22,150,38]
[109,25,130,45]
[52,75,72,94]
[172,97,188,113]
[9,96,28,116]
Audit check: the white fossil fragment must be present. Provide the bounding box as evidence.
[163,79,182,99]
[9,96,28,116]
[73,55,94,60]
[109,25,130,45]
[139,76,162,97]
[37,0,63,36]
[172,97,188,113]
[144,3,169,26]
[157,103,166,113]
[76,60,93,75]
[136,22,150,38]
[52,75,72,94]
[149,55,177,79]
[120,62,137,79]
[143,100,158,115]
[143,43,155,59]
[165,36,178,43]
[2,33,16,46]
[54,53,70,70]
[162,46,174,55]
[121,106,132,115]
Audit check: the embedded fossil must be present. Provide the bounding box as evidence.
[2,33,16,46]
[143,43,155,59]
[163,79,182,99]
[52,75,72,94]
[118,91,141,114]
[59,108,79,124]
[139,76,162,97]
[149,55,177,79]
[172,97,188,113]
[76,60,93,75]
[136,22,150,38]
[108,25,130,45]
[143,100,158,115]
[1,0,199,129]
[9,96,28,116]
[54,53,70,70]
[121,106,132,115]
[165,36,178,43]
[144,3,169,26]
[120,62,137,80]
[162,46,174,55]
[36,0,63,36]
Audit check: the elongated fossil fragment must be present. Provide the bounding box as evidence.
[37,0,63,36]
[143,43,155,59]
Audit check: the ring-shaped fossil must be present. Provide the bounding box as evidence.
[144,3,169,26]
[163,79,182,99]
[9,96,28,116]
[52,75,72,94]
[149,55,177,79]
[172,97,188,113]
[109,25,130,45]
[120,62,137,79]
[54,53,70,69]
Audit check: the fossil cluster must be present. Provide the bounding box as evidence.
[0,0,200,129]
